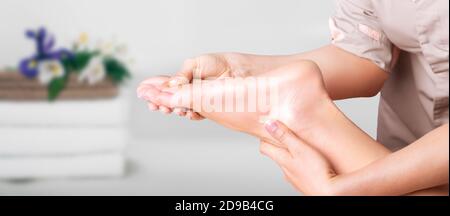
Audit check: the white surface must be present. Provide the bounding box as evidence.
[0,126,128,156]
[0,137,298,195]
[0,153,124,179]
[0,93,129,126]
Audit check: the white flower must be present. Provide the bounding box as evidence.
[78,56,106,85]
[94,37,133,69]
[96,39,129,59]
[73,32,89,51]
[37,60,65,85]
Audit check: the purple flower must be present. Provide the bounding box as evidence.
[19,57,39,78]
[18,27,73,78]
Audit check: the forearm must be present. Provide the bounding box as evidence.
[331,124,449,196]
[297,102,448,195]
[234,45,388,100]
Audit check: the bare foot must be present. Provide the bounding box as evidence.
[144,61,333,145]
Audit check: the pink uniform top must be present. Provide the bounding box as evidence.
[331,0,449,150]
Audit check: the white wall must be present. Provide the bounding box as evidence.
[0,0,332,72]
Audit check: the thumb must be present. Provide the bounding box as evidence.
[264,120,304,155]
[168,58,197,87]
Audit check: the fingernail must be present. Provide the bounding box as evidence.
[264,120,278,133]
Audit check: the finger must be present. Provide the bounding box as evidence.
[173,108,187,116]
[168,58,197,87]
[260,137,287,149]
[147,102,158,111]
[185,110,205,120]
[281,167,305,194]
[189,111,205,120]
[159,106,172,114]
[168,76,190,88]
[185,111,193,120]
[281,167,293,183]
[263,120,305,155]
[260,141,292,167]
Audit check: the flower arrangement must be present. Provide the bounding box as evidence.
[17,27,130,100]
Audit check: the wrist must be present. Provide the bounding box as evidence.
[327,175,348,196]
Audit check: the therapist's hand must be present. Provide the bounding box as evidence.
[260,119,337,195]
[139,53,250,120]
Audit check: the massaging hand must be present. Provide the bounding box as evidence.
[261,119,337,195]
[138,53,250,120]
[138,61,333,144]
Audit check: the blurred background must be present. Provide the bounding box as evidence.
[0,0,380,195]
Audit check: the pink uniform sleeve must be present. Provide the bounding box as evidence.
[330,0,394,72]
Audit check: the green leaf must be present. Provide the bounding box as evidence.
[103,57,131,84]
[61,51,99,72]
[47,77,67,101]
